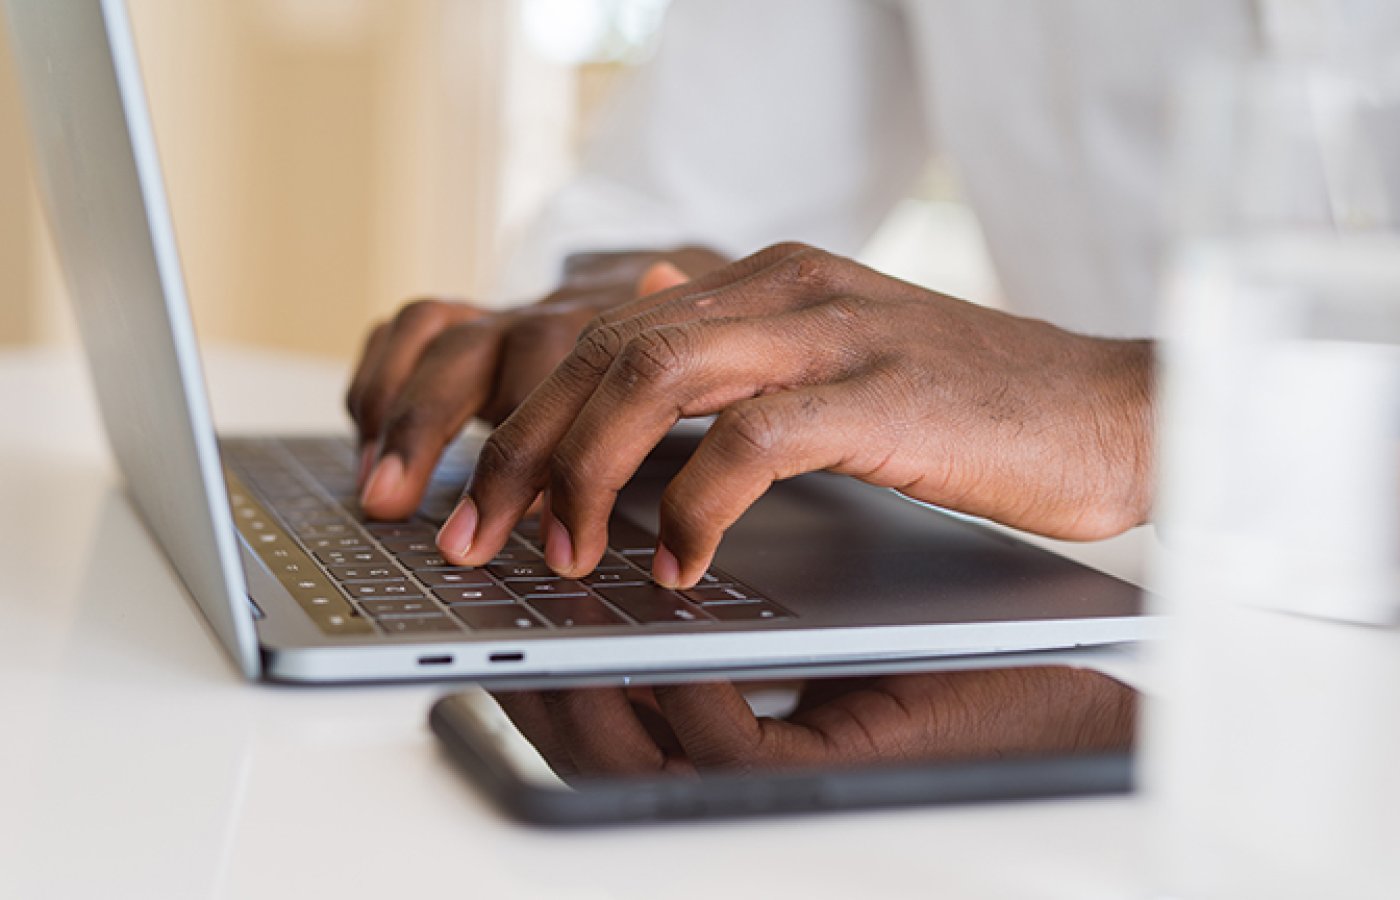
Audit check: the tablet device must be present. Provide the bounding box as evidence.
[429,664,1136,826]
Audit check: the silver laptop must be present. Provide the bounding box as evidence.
[5,0,1152,684]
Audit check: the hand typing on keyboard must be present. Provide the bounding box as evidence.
[491,666,1137,778]
[346,247,727,522]
[436,243,1156,589]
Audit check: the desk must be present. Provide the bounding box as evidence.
[0,345,1154,900]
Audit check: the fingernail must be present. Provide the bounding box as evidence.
[360,453,404,510]
[356,445,376,491]
[652,543,680,588]
[543,510,574,573]
[438,497,478,560]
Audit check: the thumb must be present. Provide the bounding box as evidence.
[635,260,689,298]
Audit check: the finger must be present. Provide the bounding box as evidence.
[652,682,838,771]
[361,320,505,521]
[541,306,856,577]
[346,321,391,483]
[479,307,592,425]
[654,379,895,587]
[453,246,848,567]
[490,690,578,777]
[585,241,815,336]
[635,260,689,298]
[540,688,674,777]
[350,300,483,460]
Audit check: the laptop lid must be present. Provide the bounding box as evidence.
[4,0,260,678]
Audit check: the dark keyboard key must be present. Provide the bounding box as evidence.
[294,522,357,539]
[528,596,625,628]
[594,585,710,624]
[280,495,330,512]
[450,604,545,631]
[595,551,634,571]
[286,514,354,532]
[620,549,655,571]
[318,610,375,635]
[364,521,435,538]
[379,536,439,555]
[433,585,515,604]
[488,561,556,581]
[682,585,760,605]
[489,541,544,564]
[305,536,372,552]
[398,552,454,570]
[359,598,441,617]
[607,516,656,551]
[511,516,543,541]
[378,615,461,634]
[581,570,645,587]
[418,500,457,524]
[520,579,590,598]
[342,580,423,600]
[328,564,400,582]
[417,569,494,588]
[316,548,389,567]
[705,601,791,621]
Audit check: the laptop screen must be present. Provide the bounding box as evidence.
[4,0,259,677]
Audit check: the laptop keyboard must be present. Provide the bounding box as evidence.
[222,437,792,637]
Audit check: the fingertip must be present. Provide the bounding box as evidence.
[636,261,689,298]
[543,509,575,575]
[436,496,478,562]
[652,543,681,589]
[355,443,376,492]
[359,453,405,516]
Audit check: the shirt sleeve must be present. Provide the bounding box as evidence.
[494,0,931,300]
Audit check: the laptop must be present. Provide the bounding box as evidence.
[4,0,1153,683]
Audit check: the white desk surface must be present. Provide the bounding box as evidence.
[0,344,1155,900]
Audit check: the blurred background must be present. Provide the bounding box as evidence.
[0,0,996,362]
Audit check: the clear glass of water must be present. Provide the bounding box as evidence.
[1147,61,1400,899]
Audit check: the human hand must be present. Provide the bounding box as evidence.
[437,243,1154,587]
[491,666,1137,778]
[346,248,716,520]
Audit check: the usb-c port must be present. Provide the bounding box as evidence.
[489,652,525,663]
[417,655,454,666]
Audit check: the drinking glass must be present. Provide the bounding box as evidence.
[1146,60,1400,900]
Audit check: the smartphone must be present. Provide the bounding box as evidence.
[429,664,1136,826]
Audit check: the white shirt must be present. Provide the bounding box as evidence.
[498,0,1399,338]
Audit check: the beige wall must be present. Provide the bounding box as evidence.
[0,0,576,361]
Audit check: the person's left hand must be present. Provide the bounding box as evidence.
[436,243,1154,588]
[491,666,1137,778]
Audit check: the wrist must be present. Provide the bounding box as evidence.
[1094,338,1157,535]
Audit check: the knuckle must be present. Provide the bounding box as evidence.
[575,311,612,342]
[820,293,874,327]
[566,324,626,380]
[779,247,843,292]
[546,442,590,500]
[657,482,709,542]
[425,318,493,360]
[759,241,815,262]
[612,327,690,389]
[394,298,454,332]
[475,428,526,482]
[381,403,441,449]
[714,403,784,458]
[357,383,392,430]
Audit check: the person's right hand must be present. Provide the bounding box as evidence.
[346,249,717,521]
